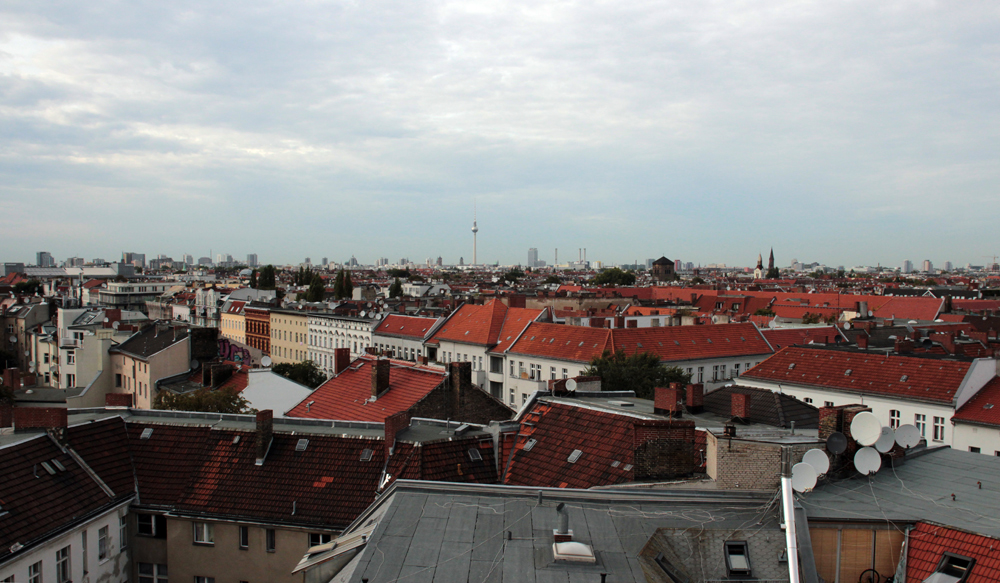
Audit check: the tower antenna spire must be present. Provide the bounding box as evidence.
[471,201,479,265]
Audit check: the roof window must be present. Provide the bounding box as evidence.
[40,461,57,475]
[50,459,66,471]
[295,439,309,452]
[845,369,852,376]
[232,435,241,444]
[468,448,483,462]
[360,448,373,462]
[610,460,620,468]
[926,552,975,583]
[788,363,796,370]
[900,375,908,382]
[523,438,537,451]
[567,449,583,463]
[140,428,153,440]
[724,541,752,578]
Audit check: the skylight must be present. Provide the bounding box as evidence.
[295,439,309,452]
[567,449,583,463]
[360,448,373,462]
[468,449,483,462]
[900,375,908,382]
[523,438,537,451]
[845,369,852,376]
[140,428,153,440]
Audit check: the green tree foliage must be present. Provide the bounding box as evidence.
[387,268,411,278]
[389,278,404,298]
[257,265,277,289]
[13,279,43,295]
[342,270,354,299]
[154,388,254,414]
[766,267,780,279]
[271,360,326,388]
[592,268,636,287]
[502,267,525,283]
[249,269,258,289]
[293,266,314,286]
[305,274,327,302]
[801,312,822,324]
[754,308,776,317]
[543,275,561,285]
[691,276,705,284]
[583,350,691,399]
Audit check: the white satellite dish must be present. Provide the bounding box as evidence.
[565,378,578,391]
[854,447,881,475]
[9,335,16,343]
[791,462,818,493]
[874,426,896,453]
[895,424,921,449]
[867,310,874,318]
[375,313,382,320]
[850,412,881,446]
[28,362,35,372]
[802,449,830,475]
[359,311,367,318]
[24,350,29,357]
[261,355,272,367]
[844,322,852,330]
[112,321,120,330]
[103,317,110,323]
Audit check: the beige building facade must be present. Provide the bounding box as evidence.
[270,310,310,365]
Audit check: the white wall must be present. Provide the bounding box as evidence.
[953,423,1000,456]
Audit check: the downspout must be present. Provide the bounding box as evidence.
[781,447,802,583]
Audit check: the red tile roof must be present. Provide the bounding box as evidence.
[952,377,1000,426]
[374,314,439,340]
[429,299,508,346]
[490,307,547,354]
[127,423,212,507]
[741,346,973,404]
[285,356,446,421]
[386,437,497,486]
[906,521,1000,583]
[506,322,772,363]
[762,326,845,350]
[502,401,637,489]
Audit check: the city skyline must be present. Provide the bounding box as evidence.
[3,2,999,266]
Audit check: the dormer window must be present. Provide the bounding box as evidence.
[724,541,752,578]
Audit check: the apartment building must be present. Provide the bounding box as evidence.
[269,309,310,365]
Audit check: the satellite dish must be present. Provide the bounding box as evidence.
[375,313,382,320]
[112,321,120,330]
[867,310,874,318]
[874,426,896,453]
[826,431,848,455]
[791,462,818,493]
[103,317,110,323]
[850,412,882,446]
[803,449,830,475]
[895,424,921,449]
[261,356,272,367]
[28,362,35,372]
[9,335,16,343]
[768,320,776,329]
[359,311,367,318]
[844,322,851,330]
[565,379,578,391]
[854,447,882,475]
[190,359,200,370]
[24,350,29,357]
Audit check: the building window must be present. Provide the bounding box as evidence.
[697,367,704,383]
[933,416,945,442]
[82,529,88,573]
[309,533,333,547]
[65,373,75,387]
[266,528,276,552]
[733,363,740,377]
[120,515,128,550]
[115,373,122,387]
[934,552,975,583]
[824,401,834,407]
[562,368,568,379]
[194,577,215,583]
[915,414,927,437]
[56,545,71,583]
[889,410,900,429]
[240,526,249,549]
[99,525,109,560]
[28,562,41,583]
[44,353,49,363]
[724,541,752,578]
[193,522,214,545]
[804,397,813,404]
[66,351,75,364]
[138,562,169,582]
[970,447,981,454]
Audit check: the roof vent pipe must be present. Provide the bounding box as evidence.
[554,503,571,542]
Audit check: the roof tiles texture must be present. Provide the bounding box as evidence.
[741,346,972,404]
[762,326,844,350]
[702,385,819,428]
[953,377,1000,426]
[285,356,445,421]
[906,522,1000,583]
[430,299,508,346]
[386,438,497,486]
[374,314,439,340]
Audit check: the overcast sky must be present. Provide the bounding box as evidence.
[2,1,998,268]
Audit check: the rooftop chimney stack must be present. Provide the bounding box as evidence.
[372,359,390,397]
[255,410,273,465]
[333,347,351,374]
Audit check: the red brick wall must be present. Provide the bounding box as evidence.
[371,359,390,397]
[731,393,751,419]
[654,386,684,416]
[384,410,412,458]
[632,419,696,479]
[0,401,11,428]
[13,407,67,431]
[333,348,351,375]
[686,383,704,410]
[2,368,20,390]
[106,393,134,407]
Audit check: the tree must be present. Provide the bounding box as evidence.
[389,278,404,298]
[258,265,277,289]
[387,268,411,278]
[249,269,258,289]
[342,270,354,299]
[305,274,326,302]
[502,267,525,283]
[154,388,254,414]
[801,312,822,324]
[543,275,561,285]
[592,268,636,287]
[13,279,42,295]
[691,276,705,285]
[766,267,780,279]
[584,350,691,399]
[271,360,326,388]
[754,308,775,317]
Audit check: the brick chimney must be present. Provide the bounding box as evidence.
[857,334,869,350]
[653,386,683,418]
[449,361,472,416]
[255,410,273,464]
[371,359,390,397]
[685,383,704,413]
[731,393,751,420]
[930,332,956,354]
[895,337,914,354]
[13,407,68,433]
[2,368,20,391]
[105,393,133,407]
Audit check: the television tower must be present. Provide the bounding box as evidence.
[471,203,479,265]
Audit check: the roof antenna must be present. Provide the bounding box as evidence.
[537,490,543,505]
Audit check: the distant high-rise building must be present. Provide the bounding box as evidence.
[36,251,54,267]
[436,257,443,266]
[183,254,194,265]
[321,257,328,266]
[645,258,655,269]
[459,257,464,266]
[902,260,913,274]
[305,257,311,265]
[198,257,212,265]
[528,248,538,268]
[246,254,258,267]
[674,259,682,271]
[922,260,933,272]
[944,261,953,271]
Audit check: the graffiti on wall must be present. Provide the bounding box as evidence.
[218,337,262,366]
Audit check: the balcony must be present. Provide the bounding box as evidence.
[59,338,82,348]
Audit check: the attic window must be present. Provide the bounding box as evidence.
[636,343,643,348]
[360,448,373,462]
[610,460,620,468]
[788,363,796,370]
[932,552,975,583]
[140,428,153,440]
[707,338,712,343]
[295,439,309,452]
[465,331,470,335]
[468,448,483,462]
[900,375,909,382]
[40,461,56,475]
[523,438,537,451]
[567,449,583,463]
[674,340,679,345]
[623,464,633,471]
[578,341,584,347]
[724,541,752,577]
[232,435,241,444]
[845,369,852,376]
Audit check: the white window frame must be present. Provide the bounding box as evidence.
[193,522,214,545]
[56,545,71,583]
[889,410,900,429]
[933,416,945,442]
[915,414,927,437]
[98,525,109,561]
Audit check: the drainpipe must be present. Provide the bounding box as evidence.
[781,447,801,583]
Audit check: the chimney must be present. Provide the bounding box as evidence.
[553,503,572,542]
[371,359,390,397]
[685,383,704,413]
[731,393,751,420]
[12,407,68,434]
[653,386,683,418]
[2,368,20,391]
[857,334,869,350]
[255,410,273,465]
[930,332,957,354]
[333,347,351,374]
[449,361,472,416]
[895,337,914,354]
